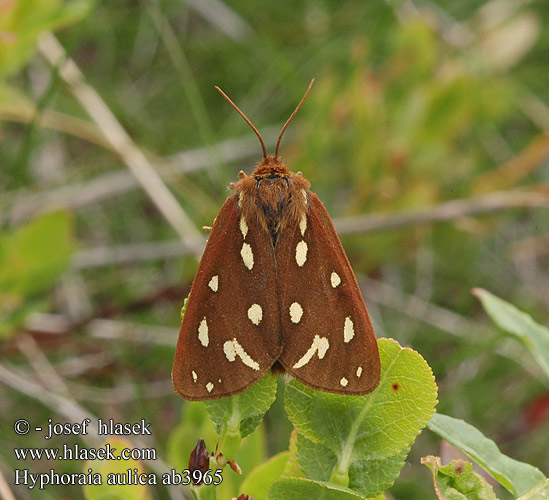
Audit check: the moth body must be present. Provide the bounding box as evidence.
[172,81,380,401]
[235,155,310,245]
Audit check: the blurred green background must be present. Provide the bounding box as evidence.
[1,0,548,499]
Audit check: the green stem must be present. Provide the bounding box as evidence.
[190,482,217,500]
[217,397,242,461]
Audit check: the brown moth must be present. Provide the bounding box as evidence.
[172,79,380,401]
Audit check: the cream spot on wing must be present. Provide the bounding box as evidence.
[331,272,341,288]
[218,378,222,383]
[356,366,363,378]
[340,377,349,387]
[223,340,236,362]
[198,318,209,347]
[248,304,263,325]
[239,216,248,239]
[293,335,329,369]
[192,370,197,382]
[344,317,354,343]
[289,302,303,324]
[295,241,308,267]
[223,338,260,370]
[299,214,307,236]
[241,242,254,270]
[208,275,219,292]
[206,382,214,393]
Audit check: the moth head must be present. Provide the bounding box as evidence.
[252,154,290,178]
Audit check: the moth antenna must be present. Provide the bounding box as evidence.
[275,78,315,157]
[215,86,267,159]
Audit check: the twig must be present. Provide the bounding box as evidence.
[0,467,16,500]
[360,277,473,337]
[37,33,204,255]
[73,240,201,268]
[0,127,280,225]
[0,361,99,443]
[512,235,549,261]
[25,313,177,346]
[16,333,72,396]
[0,108,109,149]
[65,380,174,403]
[334,190,549,235]
[472,133,549,193]
[88,318,176,345]
[182,0,253,41]
[57,353,115,378]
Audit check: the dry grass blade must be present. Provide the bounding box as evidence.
[36,32,204,256]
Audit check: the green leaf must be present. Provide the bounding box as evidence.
[473,288,549,379]
[517,478,549,500]
[239,451,289,500]
[285,338,437,495]
[0,211,75,295]
[0,0,91,78]
[0,84,35,116]
[422,456,498,500]
[267,477,368,500]
[82,437,152,500]
[0,211,75,337]
[428,413,546,496]
[203,373,277,460]
[348,448,409,496]
[296,434,337,482]
[283,430,305,478]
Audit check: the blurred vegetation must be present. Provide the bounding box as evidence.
[1,0,548,499]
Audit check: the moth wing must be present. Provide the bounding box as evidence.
[172,194,282,401]
[276,192,380,395]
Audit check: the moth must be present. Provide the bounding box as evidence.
[172,79,380,401]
